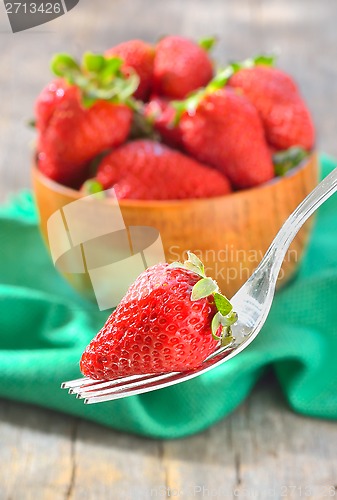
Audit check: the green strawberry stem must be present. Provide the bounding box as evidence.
[172,53,276,124]
[207,54,275,91]
[27,119,36,128]
[198,36,217,52]
[130,108,161,141]
[51,52,140,109]
[81,179,105,196]
[273,146,309,176]
[170,251,238,347]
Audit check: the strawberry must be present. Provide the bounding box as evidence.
[229,65,315,150]
[153,35,214,99]
[143,97,183,148]
[36,53,136,185]
[105,39,155,100]
[38,89,132,185]
[178,88,274,189]
[35,78,69,134]
[90,139,232,200]
[80,252,237,379]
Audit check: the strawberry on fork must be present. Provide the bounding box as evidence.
[80,252,237,380]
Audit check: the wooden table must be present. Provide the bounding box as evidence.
[0,1,337,498]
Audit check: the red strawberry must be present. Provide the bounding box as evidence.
[105,39,155,100]
[38,88,132,185]
[36,53,136,185]
[93,139,231,200]
[153,36,213,99]
[229,65,315,150]
[80,253,237,379]
[144,97,183,148]
[179,88,274,189]
[35,78,69,134]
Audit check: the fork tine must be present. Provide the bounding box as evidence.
[204,343,234,361]
[67,378,122,394]
[67,373,155,394]
[62,372,168,394]
[77,371,178,400]
[73,373,155,396]
[61,377,91,389]
[68,381,110,395]
[83,370,193,404]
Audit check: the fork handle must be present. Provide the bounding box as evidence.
[260,165,337,278]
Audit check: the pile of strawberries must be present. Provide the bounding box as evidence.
[35,36,315,200]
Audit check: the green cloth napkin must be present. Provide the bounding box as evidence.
[0,155,337,439]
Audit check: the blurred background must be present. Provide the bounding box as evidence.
[1,0,337,202]
[1,1,337,498]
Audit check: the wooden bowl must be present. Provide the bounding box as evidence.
[32,153,318,301]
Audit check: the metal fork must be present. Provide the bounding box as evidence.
[62,166,337,404]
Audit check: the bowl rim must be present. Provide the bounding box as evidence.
[32,152,316,208]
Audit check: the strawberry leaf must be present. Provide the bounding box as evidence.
[172,90,209,123]
[198,36,217,52]
[211,312,222,339]
[209,54,276,90]
[186,251,205,276]
[220,330,235,347]
[231,54,275,71]
[170,251,207,278]
[191,277,218,301]
[50,51,139,109]
[100,57,124,82]
[183,261,205,276]
[82,52,106,73]
[115,73,140,101]
[81,179,105,197]
[27,118,36,128]
[213,292,232,316]
[130,108,159,140]
[169,251,237,344]
[273,146,309,176]
[51,53,80,77]
[251,54,275,66]
[205,66,233,92]
[171,100,187,125]
[220,310,238,327]
[211,312,236,346]
[81,96,97,108]
[172,53,276,123]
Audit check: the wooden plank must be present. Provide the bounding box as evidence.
[0,399,165,500]
[69,419,165,500]
[0,380,337,500]
[0,378,336,499]
[0,401,76,500]
[161,377,337,499]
